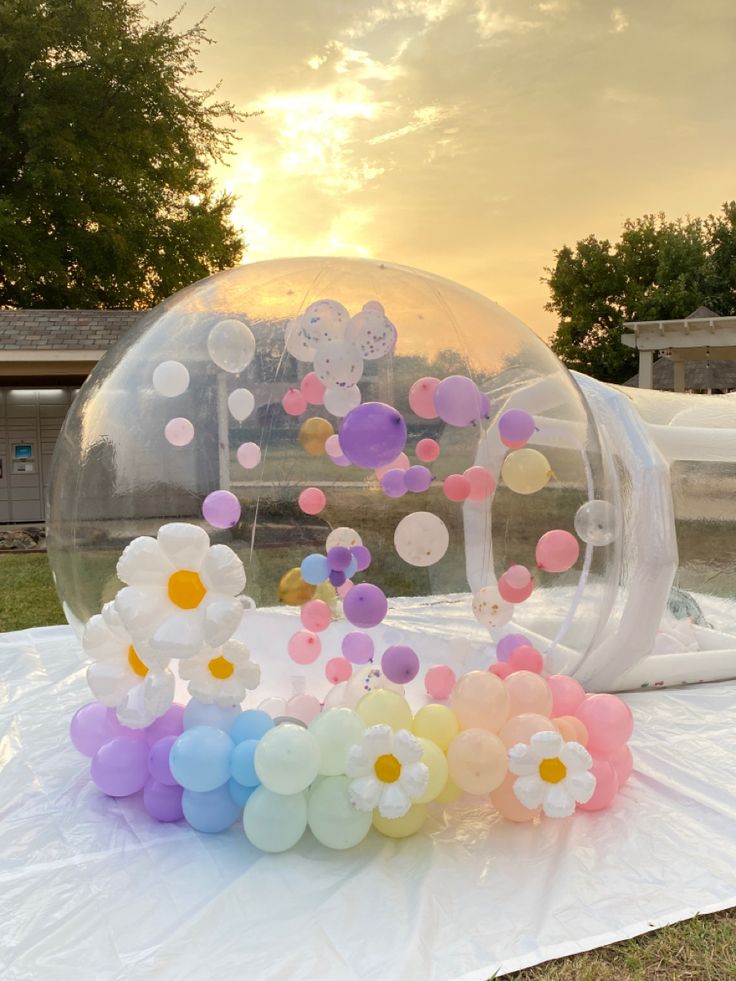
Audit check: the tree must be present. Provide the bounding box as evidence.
[0,0,249,309]
[544,204,736,383]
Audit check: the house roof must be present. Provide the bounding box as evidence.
[625,356,736,391]
[0,309,143,351]
[686,305,721,320]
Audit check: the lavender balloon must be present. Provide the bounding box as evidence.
[91,738,149,797]
[496,633,530,663]
[339,402,407,469]
[499,409,535,445]
[202,489,241,529]
[148,735,178,786]
[326,546,352,572]
[351,545,372,572]
[143,780,184,822]
[342,631,375,664]
[404,465,432,493]
[70,702,117,757]
[434,375,483,427]
[381,645,420,683]
[343,583,388,628]
[145,704,184,746]
[381,468,407,498]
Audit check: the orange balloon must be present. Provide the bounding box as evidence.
[450,670,509,732]
[504,670,553,717]
[490,772,541,823]
[447,728,507,795]
[555,714,589,746]
[278,567,316,606]
[499,712,556,749]
[299,417,334,456]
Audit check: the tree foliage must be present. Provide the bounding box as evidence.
[544,204,736,383]
[0,0,249,308]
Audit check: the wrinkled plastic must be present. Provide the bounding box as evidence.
[2,625,735,980]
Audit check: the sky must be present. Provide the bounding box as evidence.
[149,0,736,338]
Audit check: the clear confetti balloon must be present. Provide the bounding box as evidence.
[207,318,256,373]
[394,512,449,567]
[302,299,349,346]
[313,340,364,389]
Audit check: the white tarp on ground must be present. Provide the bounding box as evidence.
[1,624,735,980]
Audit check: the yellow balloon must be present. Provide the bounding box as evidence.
[278,567,316,606]
[501,448,553,495]
[415,737,449,804]
[299,417,334,456]
[313,581,338,609]
[434,777,463,804]
[412,704,459,751]
[356,690,413,731]
[373,803,427,839]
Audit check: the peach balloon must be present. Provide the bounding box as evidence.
[547,674,586,717]
[450,670,509,732]
[490,772,541,823]
[447,728,507,795]
[499,712,555,749]
[374,453,410,480]
[504,671,553,717]
[554,715,588,746]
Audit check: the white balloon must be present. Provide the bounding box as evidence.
[347,310,397,360]
[302,299,349,346]
[285,317,316,362]
[152,360,189,397]
[207,319,256,373]
[394,511,449,567]
[326,526,362,550]
[313,340,363,388]
[227,387,255,422]
[472,585,514,628]
[324,384,361,417]
[574,499,618,546]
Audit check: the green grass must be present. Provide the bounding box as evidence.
[1,552,733,976]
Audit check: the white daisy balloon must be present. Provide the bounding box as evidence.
[178,639,260,707]
[346,724,428,819]
[114,522,246,662]
[83,601,175,729]
[508,730,596,818]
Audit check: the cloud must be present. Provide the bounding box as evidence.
[610,6,629,33]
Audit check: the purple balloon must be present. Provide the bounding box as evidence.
[342,631,375,664]
[404,465,432,493]
[70,702,117,757]
[498,408,535,444]
[339,402,407,469]
[434,376,483,428]
[496,633,530,663]
[381,468,407,498]
[381,645,420,684]
[148,735,178,785]
[327,546,352,572]
[479,393,491,420]
[145,704,185,746]
[202,489,241,529]
[351,545,372,572]
[343,583,388,629]
[143,779,184,822]
[91,737,150,797]
[329,569,347,587]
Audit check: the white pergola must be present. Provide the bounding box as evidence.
[622,306,736,391]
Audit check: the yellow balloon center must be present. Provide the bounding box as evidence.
[374,753,402,784]
[208,655,235,680]
[539,757,567,784]
[127,645,149,678]
[168,570,206,609]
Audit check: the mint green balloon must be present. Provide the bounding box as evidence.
[243,787,307,853]
[254,723,320,794]
[309,708,365,776]
[307,775,372,850]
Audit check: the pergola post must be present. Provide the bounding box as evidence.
[639,350,654,389]
[673,360,686,393]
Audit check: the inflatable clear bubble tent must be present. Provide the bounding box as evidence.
[47,257,736,694]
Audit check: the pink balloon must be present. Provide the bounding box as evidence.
[490,662,513,679]
[287,629,321,665]
[409,377,439,419]
[164,417,194,447]
[300,599,332,632]
[547,674,586,717]
[236,442,261,469]
[498,574,534,604]
[425,664,456,700]
[577,758,619,812]
[374,452,410,480]
[298,487,326,515]
[491,771,540,822]
[499,712,555,749]
[504,671,553,717]
[443,474,471,502]
[325,657,352,684]
[463,466,495,501]
[300,371,326,405]
[337,579,354,596]
[509,645,543,674]
[282,388,308,416]
[325,434,342,458]
[609,743,634,786]
[286,693,322,724]
[416,438,440,463]
[504,564,531,589]
[575,693,633,756]
[535,530,580,573]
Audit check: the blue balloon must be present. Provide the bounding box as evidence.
[230,739,260,787]
[183,699,241,732]
[345,556,358,579]
[230,709,274,744]
[183,786,242,833]
[228,777,256,808]
[301,553,330,585]
[170,726,234,792]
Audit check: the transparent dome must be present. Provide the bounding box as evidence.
[47,257,619,688]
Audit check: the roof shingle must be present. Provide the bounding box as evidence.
[0,309,143,351]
